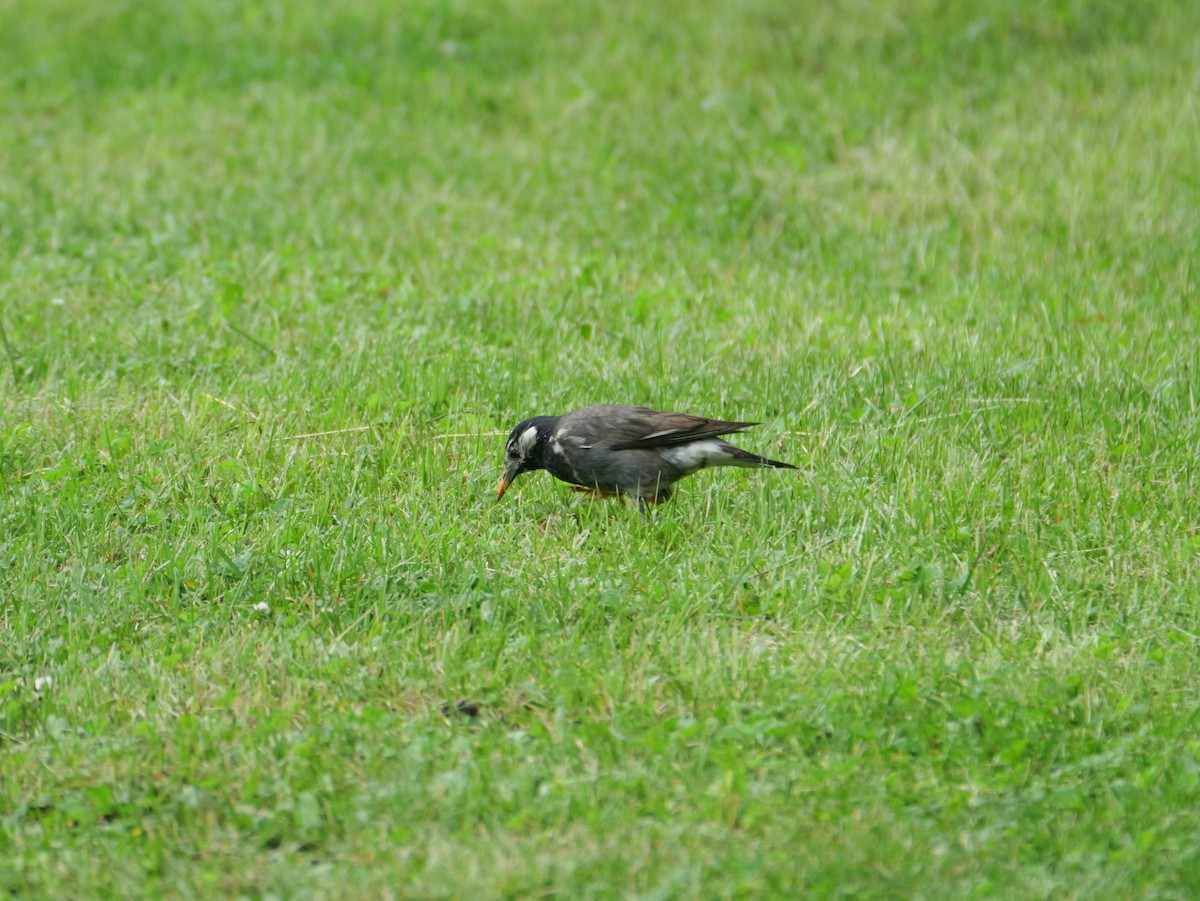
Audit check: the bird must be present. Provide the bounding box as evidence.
[496,404,795,510]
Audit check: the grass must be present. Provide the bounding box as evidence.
[1,0,1199,896]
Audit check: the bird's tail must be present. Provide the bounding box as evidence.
[757,455,796,469]
[721,444,797,469]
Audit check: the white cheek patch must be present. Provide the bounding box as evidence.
[518,426,538,456]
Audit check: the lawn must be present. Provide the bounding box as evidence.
[2,0,1199,896]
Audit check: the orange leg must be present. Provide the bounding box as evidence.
[635,491,672,513]
[571,486,621,500]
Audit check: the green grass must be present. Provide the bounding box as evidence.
[2,0,1200,896]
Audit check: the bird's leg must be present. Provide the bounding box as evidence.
[571,486,619,500]
[635,489,671,515]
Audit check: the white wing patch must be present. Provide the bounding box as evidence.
[642,428,684,441]
[551,434,591,456]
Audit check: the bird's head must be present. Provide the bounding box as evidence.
[496,416,556,500]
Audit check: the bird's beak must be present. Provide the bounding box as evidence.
[496,463,520,500]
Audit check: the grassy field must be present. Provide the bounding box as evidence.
[2,0,1199,896]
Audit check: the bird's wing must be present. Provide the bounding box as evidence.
[599,407,760,450]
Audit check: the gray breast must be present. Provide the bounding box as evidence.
[548,443,682,495]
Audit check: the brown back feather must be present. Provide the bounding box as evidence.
[608,408,759,450]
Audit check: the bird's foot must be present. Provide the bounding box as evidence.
[635,491,671,514]
[571,486,620,500]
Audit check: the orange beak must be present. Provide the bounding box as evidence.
[497,460,521,500]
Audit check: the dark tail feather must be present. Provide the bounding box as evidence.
[758,455,796,470]
[722,444,797,469]
[753,453,792,467]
